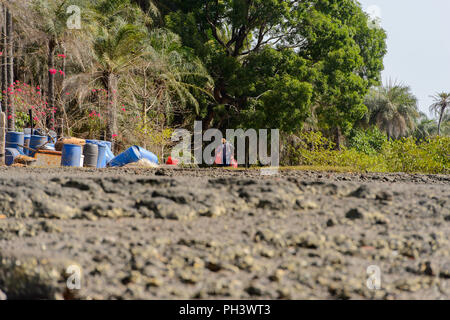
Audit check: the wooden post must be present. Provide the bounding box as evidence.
[0,112,5,165]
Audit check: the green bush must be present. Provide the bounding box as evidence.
[382,136,449,174]
[285,131,449,174]
[348,127,386,155]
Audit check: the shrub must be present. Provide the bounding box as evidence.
[382,136,449,174]
[283,131,449,174]
[348,127,386,155]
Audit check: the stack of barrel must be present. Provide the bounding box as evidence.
[60,139,114,168]
[4,130,55,166]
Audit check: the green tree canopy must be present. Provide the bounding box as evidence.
[162,0,387,135]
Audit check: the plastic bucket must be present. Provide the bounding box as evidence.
[29,135,48,157]
[136,146,158,164]
[6,131,24,153]
[5,148,20,166]
[108,146,140,167]
[61,144,82,167]
[83,143,99,168]
[97,144,107,168]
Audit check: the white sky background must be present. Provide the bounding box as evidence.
[358,0,450,118]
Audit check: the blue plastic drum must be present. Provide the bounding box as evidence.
[61,144,82,167]
[108,146,140,167]
[136,146,158,164]
[5,148,20,166]
[29,135,48,157]
[97,144,107,168]
[6,132,24,154]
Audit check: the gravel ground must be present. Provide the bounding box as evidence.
[0,167,449,300]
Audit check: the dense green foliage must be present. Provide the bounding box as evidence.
[285,131,449,174]
[348,127,386,155]
[163,0,387,137]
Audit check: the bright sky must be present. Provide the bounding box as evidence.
[358,0,450,118]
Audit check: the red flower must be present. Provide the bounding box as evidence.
[7,115,11,119]
[112,134,118,138]
[49,68,57,75]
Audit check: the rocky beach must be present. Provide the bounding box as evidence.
[0,167,449,300]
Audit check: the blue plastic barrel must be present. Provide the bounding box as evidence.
[108,146,140,167]
[5,148,20,166]
[6,132,24,153]
[136,146,158,164]
[24,135,31,156]
[29,135,48,157]
[103,141,114,163]
[61,144,82,167]
[97,144,107,168]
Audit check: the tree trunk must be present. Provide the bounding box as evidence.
[334,126,342,150]
[437,110,443,136]
[47,38,56,130]
[1,5,6,114]
[202,104,215,130]
[0,112,5,165]
[6,7,13,131]
[106,73,118,152]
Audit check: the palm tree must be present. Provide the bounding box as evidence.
[413,112,437,141]
[8,0,87,131]
[64,0,212,151]
[62,0,150,151]
[124,30,212,126]
[429,92,450,136]
[365,80,419,139]
[5,3,13,130]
